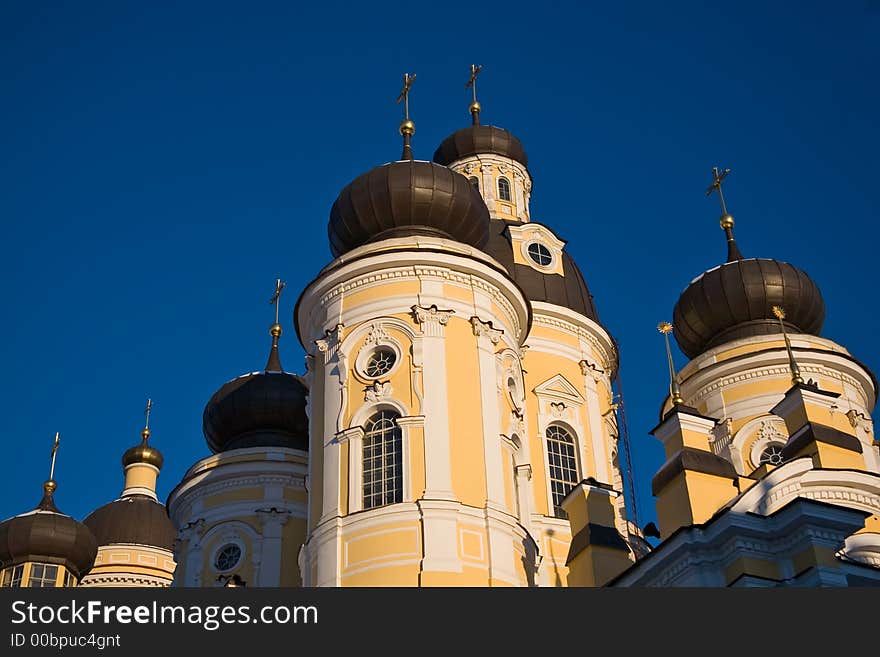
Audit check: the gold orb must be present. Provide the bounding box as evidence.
[469,101,481,114]
[44,480,57,493]
[720,213,735,229]
[270,323,283,338]
[399,119,415,136]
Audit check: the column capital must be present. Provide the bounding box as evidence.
[411,305,454,337]
[470,316,503,345]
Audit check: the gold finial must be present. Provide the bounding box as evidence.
[465,64,483,125]
[772,306,804,385]
[141,398,152,442]
[49,431,60,481]
[266,278,286,372]
[705,166,743,262]
[396,73,416,160]
[658,322,684,406]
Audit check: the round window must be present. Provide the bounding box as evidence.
[759,443,785,467]
[214,544,242,572]
[365,348,396,378]
[527,242,553,267]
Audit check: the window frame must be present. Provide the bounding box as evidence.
[361,410,404,510]
[27,563,59,588]
[497,176,512,202]
[544,423,581,519]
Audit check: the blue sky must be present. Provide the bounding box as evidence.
[1,1,877,531]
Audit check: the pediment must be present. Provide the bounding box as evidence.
[533,374,584,405]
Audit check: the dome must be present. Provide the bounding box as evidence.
[328,159,490,258]
[433,125,528,168]
[122,442,163,469]
[203,370,309,453]
[482,219,599,321]
[673,257,825,359]
[0,483,98,579]
[84,495,176,551]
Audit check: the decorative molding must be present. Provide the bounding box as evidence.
[579,358,605,383]
[533,374,585,406]
[364,323,391,346]
[364,381,393,403]
[411,304,454,337]
[314,266,522,339]
[687,363,865,406]
[847,409,874,436]
[471,316,503,344]
[532,314,614,371]
[315,323,344,363]
[550,402,566,418]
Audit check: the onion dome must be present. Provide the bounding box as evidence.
[203,288,309,453]
[327,159,490,258]
[83,496,175,551]
[482,220,599,321]
[433,125,528,169]
[672,169,825,359]
[0,480,98,579]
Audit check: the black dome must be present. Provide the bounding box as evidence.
[328,160,490,258]
[673,258,825,359]
[203,371,309,453]
[483,219,599,320]
[433,125,528,168]
[84,495,176,551]
[0,486,98,579]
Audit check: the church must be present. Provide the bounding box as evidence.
[2,68,878,588]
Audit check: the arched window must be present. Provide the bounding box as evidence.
[363,410,403,509]
[468,176,480,191]
[546,425,579,519]
[759,442,785,467]
[498,177,512,201]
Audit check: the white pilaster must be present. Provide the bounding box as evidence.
[411,305,456,500]
[256,507,291,586]
[580,359,611,484]
[471,316,507,511]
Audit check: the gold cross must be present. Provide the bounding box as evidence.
[465,64,482,103]
[144,398,153,430]
[49,432,60,481]
[396,73,416,120]
[705,166,731,215]
[269,278,286,325]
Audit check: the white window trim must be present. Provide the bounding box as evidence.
[346,404,418,513]
[540,420,583,518]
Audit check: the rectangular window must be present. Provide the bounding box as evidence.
[28,563,59,588]
[1,565,25,588]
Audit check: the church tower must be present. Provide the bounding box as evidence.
[0,435,97,587]
[295,70,634,586]
[168,283,310,587]
[613,168,880,586]
[80,401,177,587]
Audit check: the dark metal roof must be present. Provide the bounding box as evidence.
[432,125,528,168]
[203,371,309,453]
[482,219,599,321]
[673,258,825,359]
[84,495,176,551]
[0,486,98,578]
[328,160,490,258]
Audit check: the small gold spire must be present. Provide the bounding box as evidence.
[772,305,804,385]
[658,322,684,406]
[49,431,60,481]
[266,278,286,372]
[706,166,743,262]
[465,64,483,125]
[141,398,152,442]
[396,73,416,160]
